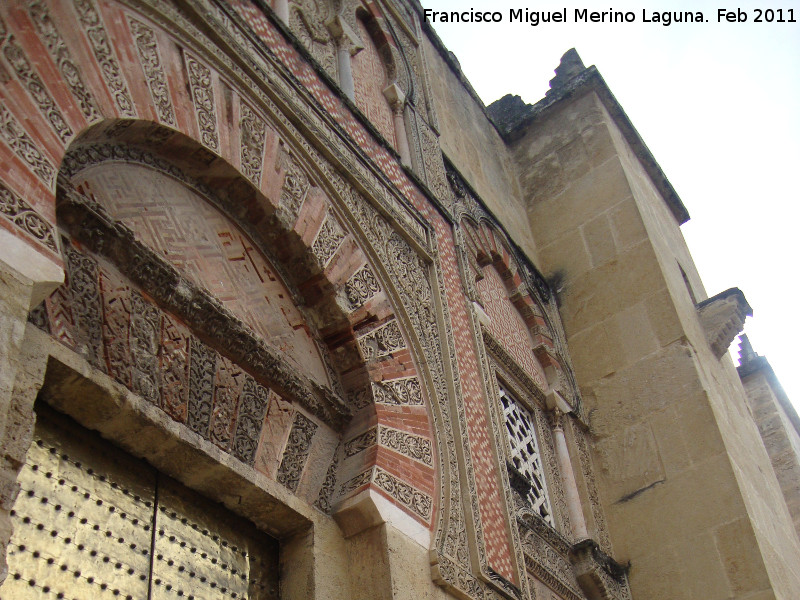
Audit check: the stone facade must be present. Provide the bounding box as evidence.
[0,1,796,599]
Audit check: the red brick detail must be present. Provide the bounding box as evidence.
[375,446,435,497]
[437,219,519,581]
[478,265,547,390]
[351,17,395,148]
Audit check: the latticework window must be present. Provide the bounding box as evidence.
[499,386,554,526]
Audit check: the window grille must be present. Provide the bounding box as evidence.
[499,386,554,526]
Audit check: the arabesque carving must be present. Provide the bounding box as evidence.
[28,0,100,122]
[127,16,175,125]
[72,0,137,117]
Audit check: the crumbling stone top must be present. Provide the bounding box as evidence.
[486,49,691,226]
[486,94,529,134]
[547,48,586,95]
[737,334,768,375]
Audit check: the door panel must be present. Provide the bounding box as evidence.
[151,477,278,600]
[1,406,156,599]
[1,405,279,600]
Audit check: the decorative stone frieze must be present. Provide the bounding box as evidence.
[55,190,350,430]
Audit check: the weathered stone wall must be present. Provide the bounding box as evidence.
[509,85,800,598]
[741,367,800,541]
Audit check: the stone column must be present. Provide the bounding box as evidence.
[383,83,411,167]
[337,40,355,101]
[0,231,63,583]
[274,0,289,24]
[550,409,589,542]
[327,16,360,102]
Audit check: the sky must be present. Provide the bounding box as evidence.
[422,0,800,409]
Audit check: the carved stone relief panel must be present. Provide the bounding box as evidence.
[70,160,332,387]
[0,181,57,252]
[277,411,319,492]
[184,51,220,151]
[240,101,268,185]
[344,263,381,310]
[127,16,176,126]
[311,211,346,268]
[0,102,56,187]
[357,318,406,361]
[27,0,101,123]
[1,34,74,143]
[35,239,331,503]
[71,0,137,117]
[288,0,337,77]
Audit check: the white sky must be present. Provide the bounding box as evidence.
[423,0,800,409]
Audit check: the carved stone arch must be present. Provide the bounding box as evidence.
[49,116,440,538]
[0,0,442,585]
[267,128,441,539]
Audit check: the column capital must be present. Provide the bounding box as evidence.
[326,15,362,55]
[382,82,406,112]
[547,407,565,431]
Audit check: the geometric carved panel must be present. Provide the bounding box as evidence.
[72,162,331,387]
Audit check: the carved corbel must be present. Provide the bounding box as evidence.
[570,540,632,600]
[695,287,752,359]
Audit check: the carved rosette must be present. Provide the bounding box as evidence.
[0,182,57,252]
